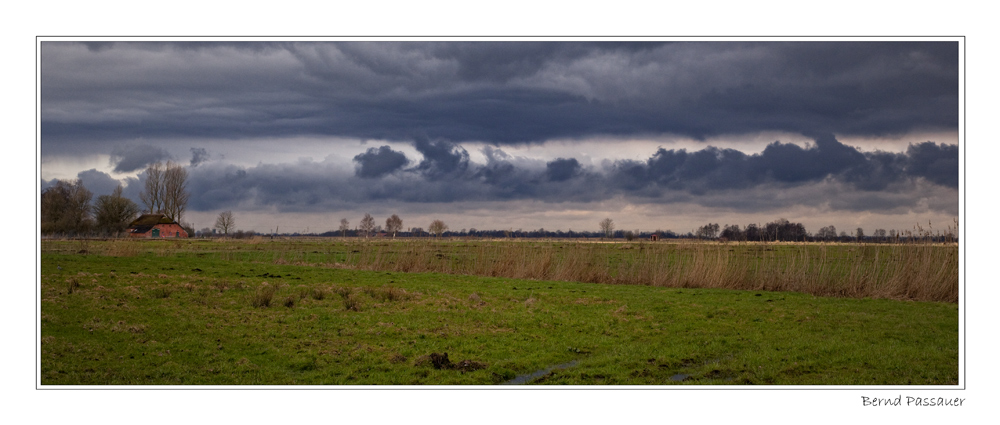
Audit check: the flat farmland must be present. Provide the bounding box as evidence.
[39,238,958,385]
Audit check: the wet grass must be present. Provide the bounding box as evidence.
[39,243,958,385]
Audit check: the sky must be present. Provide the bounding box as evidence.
[39,39,961,235]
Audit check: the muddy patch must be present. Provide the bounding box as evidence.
[415,352,486,372]
[501,360,578,385]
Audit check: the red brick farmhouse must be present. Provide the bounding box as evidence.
[127,214,189,238]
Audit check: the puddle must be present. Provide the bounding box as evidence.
[669,373,690,382]
[501,360,578,385]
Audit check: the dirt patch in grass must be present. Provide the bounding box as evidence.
[415,352,487,372]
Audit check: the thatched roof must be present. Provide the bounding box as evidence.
[128,214,177,233]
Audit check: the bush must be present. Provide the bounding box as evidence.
[343,294,361,311]
[311,288,327,300]
[251,283,277,308]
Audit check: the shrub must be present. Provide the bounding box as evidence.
[343,294,361,311]
[66,278,80,294]
[150,287,172,299]
[367,286,411,302]
[251,283,277,308]
[334,286,353,299]
[311,288,327,300]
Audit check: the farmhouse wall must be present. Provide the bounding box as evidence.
[129,223,189,238]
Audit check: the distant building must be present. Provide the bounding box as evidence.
[127,214,189,238]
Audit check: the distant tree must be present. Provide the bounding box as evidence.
[816,225,838,241]
[41,179,94,235]
[599,218,615,239]
[385,214,403,238]
[763,218,807,242]
[139,162,164,214]
[624,230,635,241]
[429,219,448,237]
[720,224,743,241]
[215,210,235,236]
[180,222,195,238]
[339,218,350,237]
[856,227,865,241]
[874,228,887,242]
[744,223,763,241]
[93,185,140,236]
[360,213,375,238]
[198,227,212,238]
[696,223,720,240]
[162,161,190,223]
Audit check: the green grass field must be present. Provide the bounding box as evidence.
[39,238,958,385]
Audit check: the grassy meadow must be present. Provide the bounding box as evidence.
[39,238,959,385]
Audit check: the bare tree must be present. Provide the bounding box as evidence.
[93,185,140,236]
[138,161,189,223]
[429,219,448,237]
[162,161,190,223]
[360,213,375,238]
[599,218,614,239]
[385,214,403,238]
[139,162,164,214]
[215,210,235,236]
[339,218,350,237]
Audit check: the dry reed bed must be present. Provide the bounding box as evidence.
[310,241,957,303]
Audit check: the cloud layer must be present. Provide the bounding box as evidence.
[41,41,958,152]
[158,135,955,215]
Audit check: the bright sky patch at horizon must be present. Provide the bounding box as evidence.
[39,39,960,235]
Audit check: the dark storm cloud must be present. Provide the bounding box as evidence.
[41,41,958,149]
[605,134,957,196]
[190,147,209,167]
[353,146,409,178]
[546,158,581,182]
[412,138,471,180]
[175,135,956,216]
[905,142,959,187]
[109,144,172,173]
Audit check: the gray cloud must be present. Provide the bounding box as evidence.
[171,135,956,217]
[412,138,471,180]
[546,158,581,182]
[110,144,172,173]
[41,169,122,198]
[76,169,122,196]
[190,147,209,167]
[353,145,409,178]
[905,142,959,187]
[41,41,958,150]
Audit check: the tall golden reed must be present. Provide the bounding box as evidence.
[334,238,957,303]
